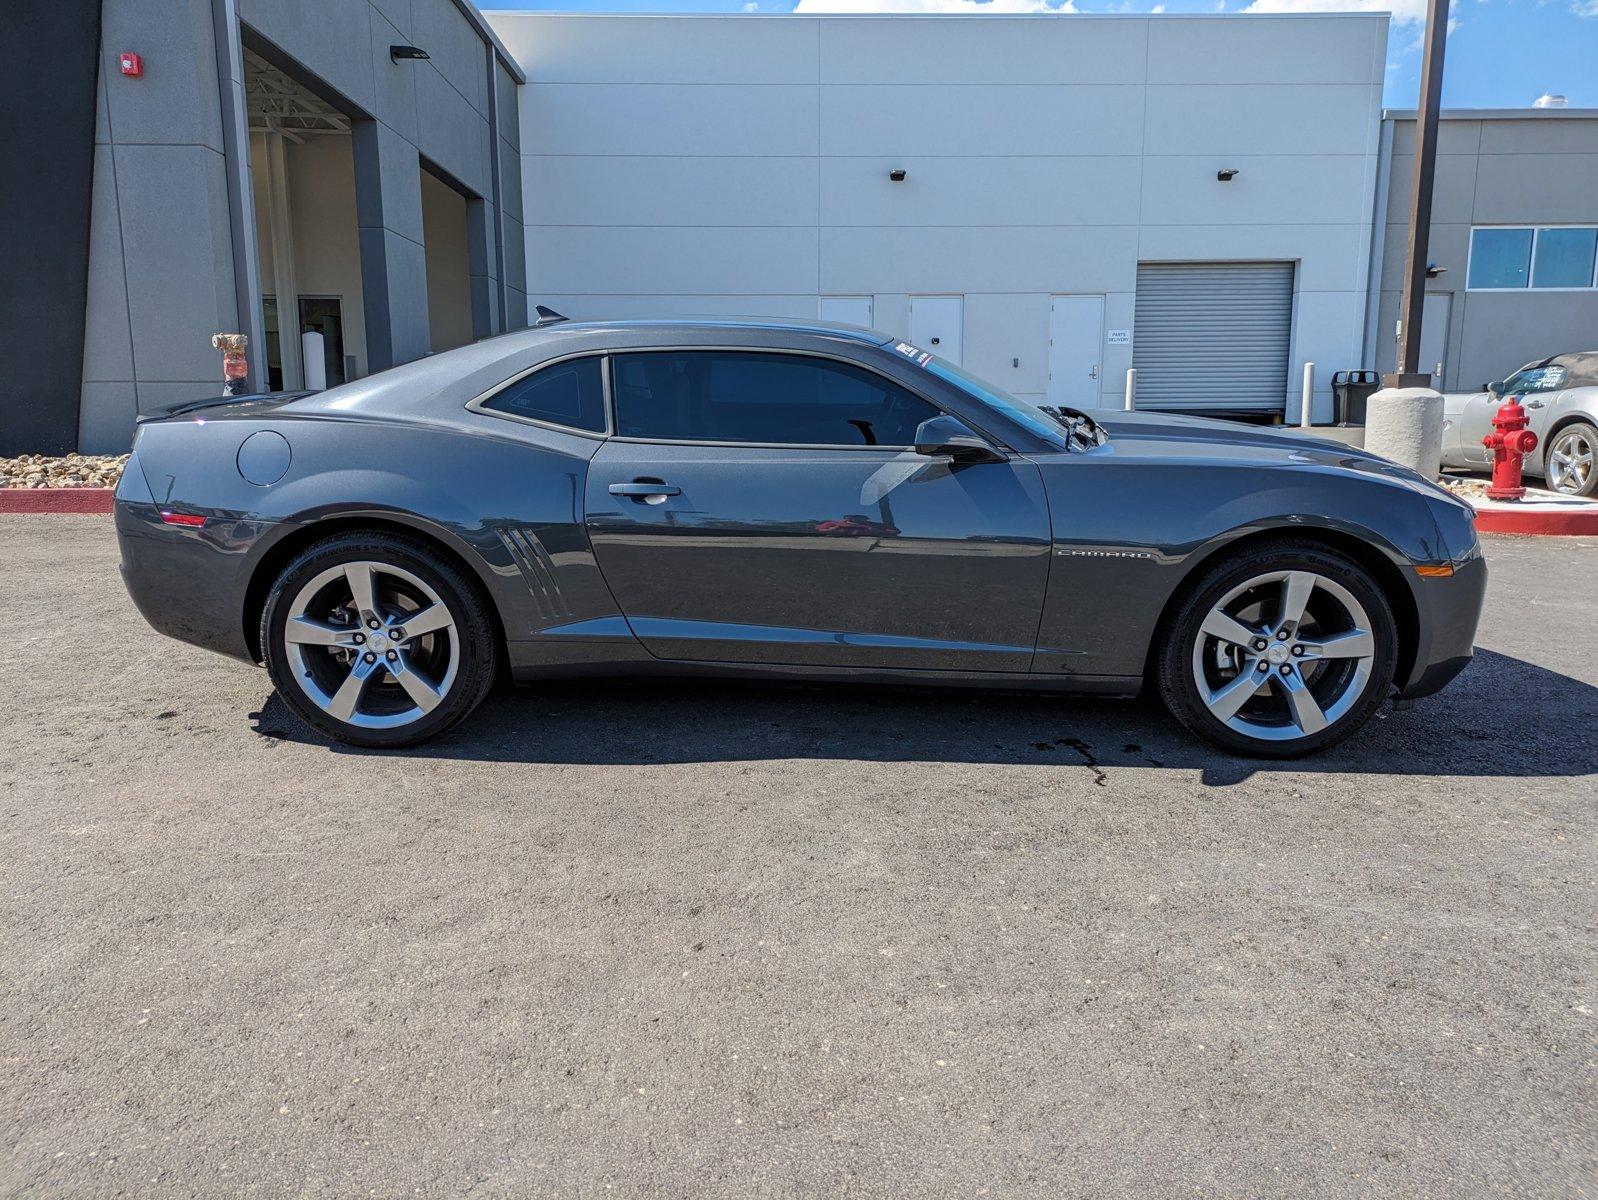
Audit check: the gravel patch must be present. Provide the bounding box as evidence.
[1439,474,1489,500]
[0,454,128,489]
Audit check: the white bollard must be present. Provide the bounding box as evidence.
[1364,386,1444,479]
[1124,368,1136,412]
[1300,362,1315,429]
[301,330,327,391]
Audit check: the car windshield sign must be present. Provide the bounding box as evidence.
[891,342,1074,449]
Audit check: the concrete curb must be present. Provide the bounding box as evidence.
[0,488,115,514]
[1473,504,1598,536]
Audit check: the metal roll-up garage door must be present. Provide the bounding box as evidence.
[1132,262,1294,414]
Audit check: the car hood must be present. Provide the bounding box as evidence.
[1094,410,1370,461]
[1088,409,1460,500]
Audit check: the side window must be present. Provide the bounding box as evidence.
[479,356,606,433]
[611,351,940,447]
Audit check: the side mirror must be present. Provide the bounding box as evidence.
[1487,381,1504,397]
[914,415,1005,464]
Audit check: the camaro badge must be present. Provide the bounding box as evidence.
[1059,548,1156,559]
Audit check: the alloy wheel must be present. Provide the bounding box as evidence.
[1190,569,1376,743]
[282,560,459,730]
[1546,428,1594,495]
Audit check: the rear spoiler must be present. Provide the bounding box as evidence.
[137,390,314,423]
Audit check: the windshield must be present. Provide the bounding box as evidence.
[1501,364,1566,395]
[909,352,1076,450]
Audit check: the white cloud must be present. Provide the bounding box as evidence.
[1574,0,1598,15]
[1151,2,1167,9]
[1241,0,1428,24]
[792,0,1076,12]
[742,1,760,8]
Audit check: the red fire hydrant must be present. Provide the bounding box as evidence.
[1482,398,1538,501]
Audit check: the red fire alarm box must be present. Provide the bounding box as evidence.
[119,52,143,77]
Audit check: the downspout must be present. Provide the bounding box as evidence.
[485,44,509,333]
[1362,115,1395,369]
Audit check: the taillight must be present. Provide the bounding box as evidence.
[160,511,207,528]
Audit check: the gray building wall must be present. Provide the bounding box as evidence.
[1370,110,1598,394]
[489,12,1389,421]
[80,0,527,452]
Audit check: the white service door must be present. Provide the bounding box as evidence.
[820,296,874,329]
[1047,295,1106,408]
[1418,293,1451,390]
[909,296,963,365]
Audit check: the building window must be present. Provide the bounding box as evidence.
[1468,226,1598,291]
[1532,227,1598,289]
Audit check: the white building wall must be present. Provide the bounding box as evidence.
[488,12,1387,419]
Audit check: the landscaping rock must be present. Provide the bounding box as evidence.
[0,454,128,489]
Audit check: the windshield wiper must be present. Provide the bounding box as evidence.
[1040,406,1106,451]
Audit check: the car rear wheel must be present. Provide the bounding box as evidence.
[1545,422,1597,496]
[261,532,497,748]
[1155,542,1397,758]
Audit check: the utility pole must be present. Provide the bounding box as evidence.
[1385,0,1451,388]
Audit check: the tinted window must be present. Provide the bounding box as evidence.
[481,356,605,432]
[1468,228,1533,289]
[1531,228,1598,289]
[611,352,940,446]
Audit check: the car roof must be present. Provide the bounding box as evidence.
[1552,351,1598,387]
[530,316,895,345]
[283,315,900,423]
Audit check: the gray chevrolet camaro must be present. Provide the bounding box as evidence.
[115,315,1486,757]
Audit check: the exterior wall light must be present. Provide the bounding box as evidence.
[889,168,906,182]
[1425,263,1447,278]
[390,44,430,62]
[1216,168,1239,182]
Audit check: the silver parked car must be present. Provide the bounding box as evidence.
[1441,352,1598,496]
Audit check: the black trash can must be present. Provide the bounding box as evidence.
[1332,370,1380,426]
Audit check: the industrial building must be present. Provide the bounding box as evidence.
[6,0,529,455]
[4,5,1595,455]
[1367,107,1598,394]
[489,12,1389,422]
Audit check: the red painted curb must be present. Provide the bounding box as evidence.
[1474,505,1598,536]
[0,488,116,515]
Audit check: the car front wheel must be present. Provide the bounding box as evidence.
[1156,542,1398,758]
[261,532,497,748]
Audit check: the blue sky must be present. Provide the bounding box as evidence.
[484,0,1597,109]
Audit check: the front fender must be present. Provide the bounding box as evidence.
[1032,456,1446,678]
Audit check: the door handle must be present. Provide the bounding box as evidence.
[1089,364,1099,379]
[609,481,681,499]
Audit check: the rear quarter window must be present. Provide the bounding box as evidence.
[479,357,606,433]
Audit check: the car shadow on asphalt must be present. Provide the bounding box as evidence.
[250,648,1598,786]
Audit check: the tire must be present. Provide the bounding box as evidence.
[1154,541,1398,758]
[260,531,497,748]
[1544,421,1598,497]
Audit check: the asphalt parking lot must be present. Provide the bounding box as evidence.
[3,517,1595,1198]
